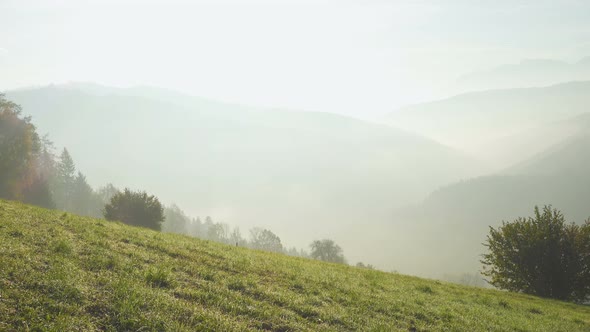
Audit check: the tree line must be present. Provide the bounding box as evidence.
[160,202,348,263]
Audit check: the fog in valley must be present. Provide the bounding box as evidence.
[3,0,590,281]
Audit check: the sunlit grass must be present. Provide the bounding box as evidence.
[0,199,588,331]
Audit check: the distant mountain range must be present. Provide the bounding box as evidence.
[455,57,590,92]
[385,81,590,169]
[383,89,590,276]
[505,113,590,176]
[5,83,482,272]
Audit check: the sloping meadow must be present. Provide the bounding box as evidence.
[0,200,588,331]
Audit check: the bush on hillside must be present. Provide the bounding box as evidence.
[104,188,165,231]
[482,205,590,302]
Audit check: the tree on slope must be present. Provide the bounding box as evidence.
[249,228,283,252]
[207,222,229,243]
[50,150,102,217]
[97,183,119,206]
[310,239,346,264]
[53,148,76,211]
[162,204,190,234]
[70,172,103,218]
[104,188,165,231]
[229,227,245,246]
[0,94,53,207]
[482,205,590,302]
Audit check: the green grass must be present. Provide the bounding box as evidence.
[0,200,588,331]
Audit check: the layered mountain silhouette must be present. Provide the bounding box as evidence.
[6,84,481,270]
[455,57,590,92]
[385,81,590,168]
[387,97,590,276]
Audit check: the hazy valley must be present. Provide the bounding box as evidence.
[3,2,590,330]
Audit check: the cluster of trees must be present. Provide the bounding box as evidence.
[0,93,120,217]
[310,239,346,264]
[482,205,590,303]
[52,148,111,218]
[0,94,169,231]
[442,272,488,288]
[107,195,351,263]
[0,94,52,207]
[355,262,375,270]
[27,145,121,220]
[159,204,349,262]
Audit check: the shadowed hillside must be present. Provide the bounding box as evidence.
[505,116,590,176]
[388,119,590,276]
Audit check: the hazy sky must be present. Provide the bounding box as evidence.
[2,0,590,117]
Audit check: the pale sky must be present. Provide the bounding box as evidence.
[1,0,590,117]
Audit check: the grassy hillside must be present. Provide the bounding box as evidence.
[1,200,589,331]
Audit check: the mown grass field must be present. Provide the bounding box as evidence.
[0,200,589,331]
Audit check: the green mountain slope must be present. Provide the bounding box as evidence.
[1,200,589,331]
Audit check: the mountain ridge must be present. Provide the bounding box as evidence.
[384,80,590,168]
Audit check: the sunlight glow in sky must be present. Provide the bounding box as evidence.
[1,0,590,117]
